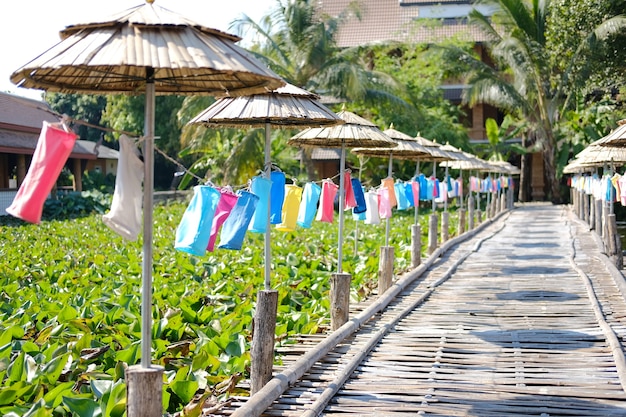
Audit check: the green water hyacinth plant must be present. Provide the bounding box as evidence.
[0,200,455,414]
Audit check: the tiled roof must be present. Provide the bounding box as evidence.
[0,91,57,130]
[295,148,341,161]
[0,91,118,160]
[318,0,489,48]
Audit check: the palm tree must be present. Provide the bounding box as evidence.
[441,0,626,202]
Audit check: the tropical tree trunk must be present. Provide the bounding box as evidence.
[543,147,560,204]
[518,133,529,202]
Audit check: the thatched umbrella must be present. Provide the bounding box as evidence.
[351,127,430,246]
[591,120,626,148]
[10,1,284,412]
[288,110,396,274]
[187,83,342,393]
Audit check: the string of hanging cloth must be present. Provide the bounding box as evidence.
[4,104,512,256]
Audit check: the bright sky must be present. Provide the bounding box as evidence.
[0,0,276,100]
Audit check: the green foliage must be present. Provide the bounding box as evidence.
[0,197,464,414]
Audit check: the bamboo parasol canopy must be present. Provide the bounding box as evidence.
[287,110,397,148]
[412,134,453,162]
[350,127,430,160]
[188,83,342,128]
[489,160,522,175]
[573,144,626,167]
[10,1,284,96]
[592,120,626,148]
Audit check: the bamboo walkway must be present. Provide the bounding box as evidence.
[209,204,626,417]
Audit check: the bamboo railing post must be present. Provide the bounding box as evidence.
[441,211,449,243]
[468,195,475,231]
[330,273,351,331]
[458,208,466,235]
[251,290,278,395]
[428,213,438,255]
[595,199,603,235]
[126,366,163,417]
[411,224,421,268]
[607,214,623,270]
[378,246,394,296]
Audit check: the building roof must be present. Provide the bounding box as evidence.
[0,91,57,131]
[318,0,490,48]
[0,91,118,160]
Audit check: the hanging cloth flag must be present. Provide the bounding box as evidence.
[344,171,357,210]
[378,187,392,219]
[395,182,410,210]
[207,189,238,252]
[418,174,428,200]
[404,182,415,208]
[364,190,380,225]
[102,134,144,241]
[411,179,420,205]
[351,178,367,214]
[248,176,272,233]
[437,181,447,202]
[297,182,322,228]
[270,171,286,224]
[381,177,397,208]
[6,121,78,224]
[316,180,338,223]
[175,185,221,256]
[218,190,259,250]
[276,184,303,232]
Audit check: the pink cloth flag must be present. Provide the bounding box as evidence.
[316,180,338,223]
[6,121,77,224]
[344,171,357,209]
[207,189,239,252]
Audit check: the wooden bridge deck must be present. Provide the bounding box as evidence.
[210,204,626,417]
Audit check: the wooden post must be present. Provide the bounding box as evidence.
[595,199,603,235]
[427,213,438,255]
[330,273,351,331]
[500,193,506,213]
[411,224,421,268]
[441,211,449,243]
[476,208,483,225]
[589,195,597,230]
[468,196,475,231]
[250,290,278,395]
[458,208,466,236]
[378,246,394,297]
[602,202,609,244]
[583,193,590,225]
[607,214,623,270]
[126,365,163,417]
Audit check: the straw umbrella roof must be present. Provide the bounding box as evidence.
[592,120,626,148]
[412,133,453,162]
[573,143,626,167]
[350,127,431,159]
[489,160,522,175]
[287,110,396,148]
[10,2,284,96]
[188,83,342,128]
[441,151,492,171]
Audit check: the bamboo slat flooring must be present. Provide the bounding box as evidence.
[208,204,626,416]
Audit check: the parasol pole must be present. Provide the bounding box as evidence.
[444,164,449,212]
[126,67,163,417]
[354,156,364,254]
[250,122,279,394]
[432,162,437,212]
[385,154,393,246]
[264,122,272,290]
[337,141,346,273]
[414,160,420,225]
[141,72,155,368]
